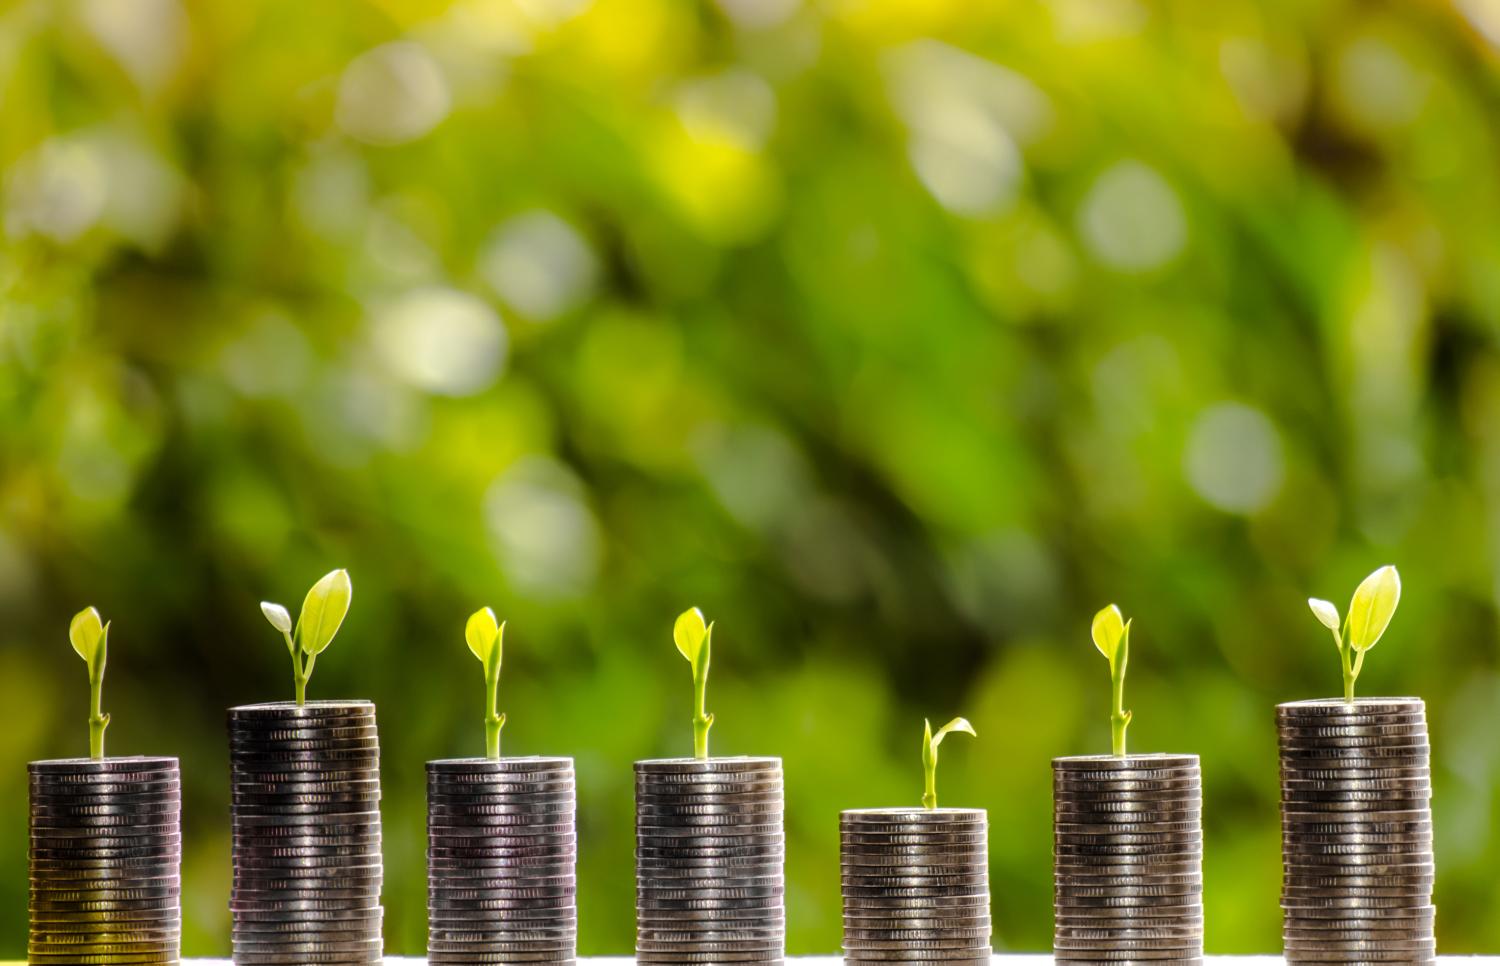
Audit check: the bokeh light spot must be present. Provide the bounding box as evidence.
[336,42,451,145]
[1078,160,1187,273]
[1184,402,1285,515]
[5,138,108,244]
[484,457,602,597]
[373,287,508,397]
[1333,35,1428,134]
[479,212,598,322]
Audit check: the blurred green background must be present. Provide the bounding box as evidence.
[4,0,1500,956]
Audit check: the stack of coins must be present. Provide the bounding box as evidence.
[427,756,578,965]
[635,757,785,966]
[229,700,383,965]
[1278,698,1435,964]
[1052,754,1203,965]
[28,756,182,966]
[840,808,991,966]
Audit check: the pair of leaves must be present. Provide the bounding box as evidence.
[1308,565,1402,652]
[260,569,353,655]
[69,607,109,675]
[465,606,505,668]
[1091,604,1131,663]
[924,716,977,764]
[674,607,712,670]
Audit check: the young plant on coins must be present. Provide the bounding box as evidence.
[838,717,989,965]
[28,609,184,966]
[1050,604,1205,964]
[69,606,111,758]
[259,568,353,705]
[1306,564,1401,703]
[1283,566,1431,964]
[921,717,975,808]
[636,607,788,966]
[427,607,579,965]
[673,606,714,758]
[465,606,507,758]
[231,567,385,966]
[1091,603,1132,756]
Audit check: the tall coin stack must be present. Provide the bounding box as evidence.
[840,808,991,966]
[1278,698,1435,964]
[427,756,578,965]
[635,757,786,966]
[229,700,384,965]
[1052,754,1204,965]
[29,756,182,966]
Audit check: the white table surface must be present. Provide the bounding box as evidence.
[152,958,1497,965]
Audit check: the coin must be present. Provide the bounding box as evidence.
[227,702,384,965]
[1052,755,1202,963]
[1276,698,1435,964]
[426,757,577,963]
[28,757,182,966]
[839,808,989,965]
[635,758,784,964]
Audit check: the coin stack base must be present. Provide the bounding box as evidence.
[229,701,384,966]
[1053,753,1203,966]
[29,756,182,966]
[427,756,577,965]
[840,807,991,966]
[636,757,786,966]
[1279,698,1435,965]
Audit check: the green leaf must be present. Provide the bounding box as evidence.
[1091,604,1125,661]
[70,607,105,667]
[1307,598,1340,633]
[674,607,708,665]
[466,606,500,663]
[260,602,292,635]
[296,569,353,656]
[932,717,976,748]
[1347,565,1401,653]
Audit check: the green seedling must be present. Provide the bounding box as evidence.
[921,717,975,809]
[465,607,506,758]
[1308,565,1402,704]
[1091,604,1132,757]
[69,607,110,759]
[260,569,353,706]
[673,607,714,759]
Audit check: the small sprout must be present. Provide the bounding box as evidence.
[260,569,353,706]
[673,607,714,759]
[1307,564,1402,703]
[921,717,976,809]
[1091,604,1132,757]
[465,607,506,759]
[69,607,111,759]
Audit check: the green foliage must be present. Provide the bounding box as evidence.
[921,716,976,809]
[7,0,1500,952]
[674,607,714,759]
[1307,565,1403,703]
[465,606,506,758]
[69,607,110,759]
[261,569,353,705]
[1091,604,1132,756]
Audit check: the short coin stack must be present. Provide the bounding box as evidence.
[840,807,991,966]
[427,756,578,965]
[1278,698,1435,965]
[228,700,383,965]
[1052,754,1204,965]
[29,756,182,966]
[635,757,786,966]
